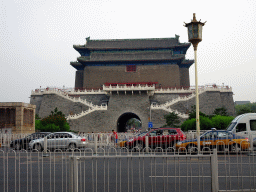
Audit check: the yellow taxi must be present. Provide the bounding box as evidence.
[175,130,250,153]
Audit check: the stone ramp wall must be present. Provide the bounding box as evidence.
[168,91,235,116]
[36,94,90,118]
[30,90,235,132]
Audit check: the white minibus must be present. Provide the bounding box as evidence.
[227,113,256,145]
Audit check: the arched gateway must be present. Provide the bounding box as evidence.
[117,112,141,132]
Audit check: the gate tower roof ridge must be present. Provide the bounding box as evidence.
[74,36,191,50]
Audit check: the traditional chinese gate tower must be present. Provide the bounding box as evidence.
[30,36,235,132]
[71,35,193,90]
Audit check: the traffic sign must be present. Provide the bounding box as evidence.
[148,122,153,128]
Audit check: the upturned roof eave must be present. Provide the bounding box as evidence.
[70,62,84,70]
[73,43,191,51]
[77,56,185,65]
[179,60,194,68]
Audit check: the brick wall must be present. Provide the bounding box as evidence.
[75,70,84,89]
[83,64,181,89]
[179,68,190,88]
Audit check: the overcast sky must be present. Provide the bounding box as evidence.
[1,0,256,103]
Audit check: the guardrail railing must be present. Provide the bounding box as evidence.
[1,135,256,192]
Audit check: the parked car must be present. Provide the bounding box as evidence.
[10,132,51,150]
[29,132,88,151]
[125,128,186,151]
[119,132,148,147]
[175,130,250,153]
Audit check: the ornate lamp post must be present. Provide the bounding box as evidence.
[185,13,206,153]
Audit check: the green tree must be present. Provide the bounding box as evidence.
[181,118,195,131]
[35,114,41,120]
[163,112,180,127]
[41,124,60,132]
[181,116,213,131]
[37,108,70,132]
[211,115,234,130]
[235,104,252,115]
[213,107,228,116]
[35,119,43,131]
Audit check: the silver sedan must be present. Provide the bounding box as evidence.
[29,132,88,151]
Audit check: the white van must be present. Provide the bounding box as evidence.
[227,113,256,145]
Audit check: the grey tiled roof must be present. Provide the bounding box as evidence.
[181,60,194,64]
[74,37,190,50]
[70,62,84,70]
[234,101,250,105]
[88,51,184,61]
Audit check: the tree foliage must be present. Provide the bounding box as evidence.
[211,115,234,130]
[35,108,70,132]
[181,116,213,131]
[213,107,228,116]
[163,112,180,127]
[35,114,40,120]
[235,103,255,115]
[180,105,234,131]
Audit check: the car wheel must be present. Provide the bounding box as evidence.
[68,143,76,150]
[14,143,20,150]
[34,143,43,152]
[186,144,197,153]
[135,142,144,152]
[229,143,240,152]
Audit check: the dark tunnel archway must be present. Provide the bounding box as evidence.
[117,112,141,132]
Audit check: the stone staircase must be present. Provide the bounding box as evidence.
[151,86,233,118]
[31,89,107,120]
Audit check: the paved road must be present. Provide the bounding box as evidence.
[0,150,256,192]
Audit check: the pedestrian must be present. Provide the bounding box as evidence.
[112,130,118,146]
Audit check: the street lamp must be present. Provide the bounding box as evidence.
[184,13,206,153]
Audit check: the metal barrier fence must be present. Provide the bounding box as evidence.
[0,131,207,146]
[0,131,218,149]
[1,132,256,191]
[0,131,253,154]
[69,151,217,192]
[1,148,256,192]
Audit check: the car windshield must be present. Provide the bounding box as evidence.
[70,132,79,137]
[200,131,211,138]
[180,130,185,135]
[26,134,33,138]
[226,122,237,131]
[138,132,147,137]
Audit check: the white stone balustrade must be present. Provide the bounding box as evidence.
[151,103,189,119]
[66,105,107,120]
[155,85,232,93]
[31,88,105,95]
[102,84,155,91]
[31,84,232,97]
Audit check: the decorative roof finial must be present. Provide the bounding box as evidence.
[192,13,198,22]
[86,36,90,42]
[175,34,180,41]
